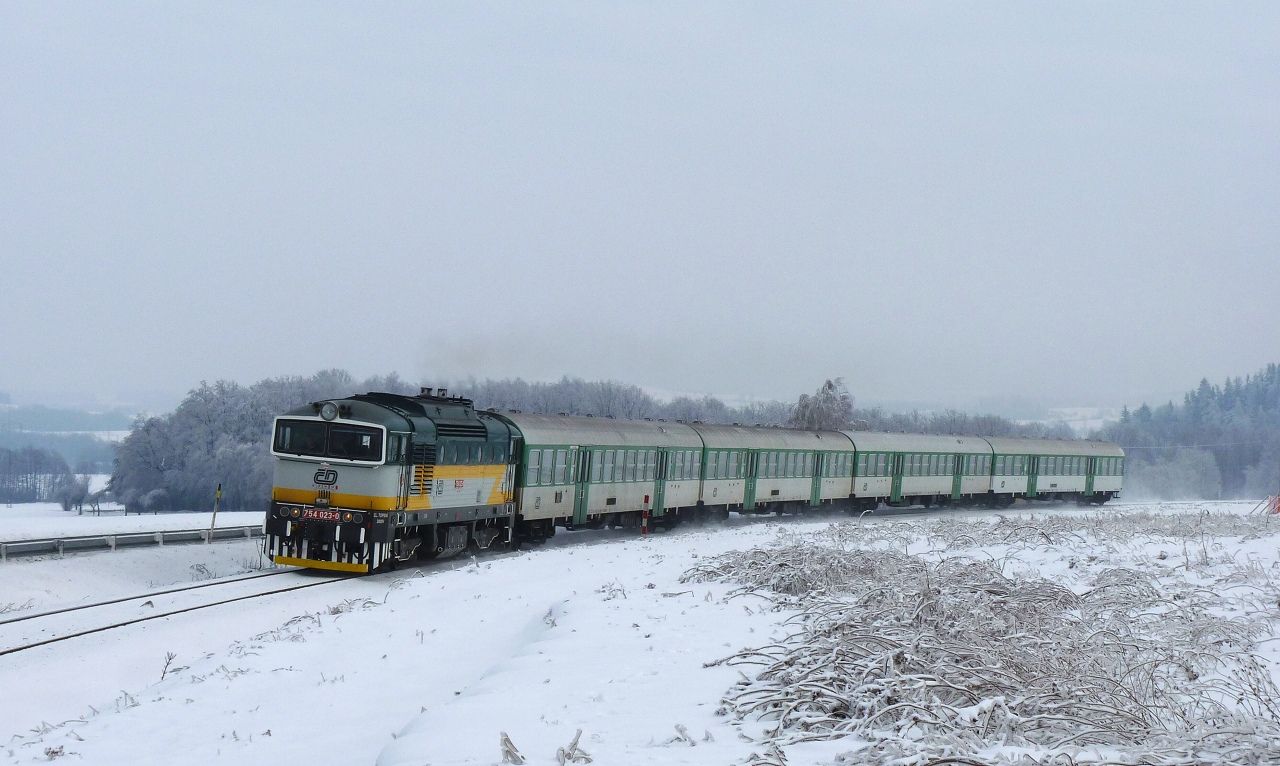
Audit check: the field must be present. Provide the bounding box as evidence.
[2,501,1278,765]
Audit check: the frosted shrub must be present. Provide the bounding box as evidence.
[684,513,1280,765]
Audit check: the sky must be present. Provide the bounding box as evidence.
[2,3,1277,415]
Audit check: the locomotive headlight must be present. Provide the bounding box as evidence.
[352,512,363,523]
[343,512,353,522]
[276,506,291,518]
[290,507,302,518]
[320,402,339,421]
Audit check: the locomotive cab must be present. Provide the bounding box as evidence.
[263,390,517,573]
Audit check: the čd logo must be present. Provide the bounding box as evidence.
[313,468,338,486]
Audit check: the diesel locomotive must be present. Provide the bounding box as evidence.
[263,388,1124,573]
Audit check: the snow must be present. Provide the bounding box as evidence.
[0,505,261,542]
[2,501,1277,765]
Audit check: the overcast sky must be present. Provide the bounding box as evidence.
[2,3,1277,414]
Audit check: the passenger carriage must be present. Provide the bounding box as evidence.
[844,432,993,508]
[500,413,705,534]
[986,437,1124,504]
[687,425,854,513]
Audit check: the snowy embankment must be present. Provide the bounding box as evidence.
[2,501,1278,766]
[0,504,262,542]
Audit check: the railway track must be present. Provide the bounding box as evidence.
[0,569,347,658]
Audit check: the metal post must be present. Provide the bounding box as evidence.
[208,483,222,542]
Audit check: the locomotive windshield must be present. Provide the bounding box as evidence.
[274,419,383,462]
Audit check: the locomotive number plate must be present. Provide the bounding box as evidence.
[302,508,342,522]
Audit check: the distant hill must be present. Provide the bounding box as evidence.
[0,404,134,433]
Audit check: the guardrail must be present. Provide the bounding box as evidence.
[0,526,264,562]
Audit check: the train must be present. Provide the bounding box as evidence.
[262,389,1125,573]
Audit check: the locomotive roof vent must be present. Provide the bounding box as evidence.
[420,387,433,397]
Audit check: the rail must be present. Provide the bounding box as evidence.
[0,525,263,562]
[0,572,343,657]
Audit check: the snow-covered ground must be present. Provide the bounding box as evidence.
[0,505,261,542]
[2,501,1277,765]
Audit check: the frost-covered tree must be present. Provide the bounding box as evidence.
[53,474,90,513]
[110,369,420,512]
[788,379,854,431]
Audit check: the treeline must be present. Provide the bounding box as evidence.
[112,372,1070,512]
[0,445,105,511]
[0,446,71,503]
[1095,363,1280,500]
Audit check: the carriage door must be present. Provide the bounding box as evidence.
[572,448,592,526]
[809,452,823,507]
[1027,456,1040,497]
[950,453,963,500]
[743,450,759,511]
[1085,457,1096,496]
[651,448,669,518]
[890,453,904,503]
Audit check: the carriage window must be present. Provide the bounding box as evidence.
[527,450,542,485]
[538,449,553,484]
[644,450,655,480]
[553,449,568,484]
